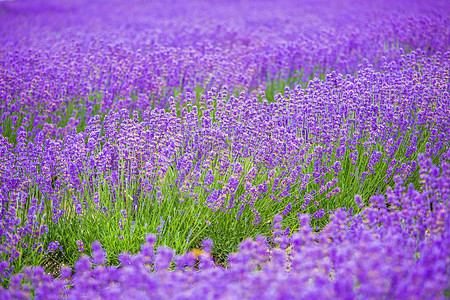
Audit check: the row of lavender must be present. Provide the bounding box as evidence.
[1,0,450,127]
[0,0,449,297]
[1,48,449,286]
[1,155,448,298]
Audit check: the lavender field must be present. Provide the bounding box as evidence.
[0,0,449,298]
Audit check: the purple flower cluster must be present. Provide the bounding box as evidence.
[1,0,450,296]
[1,0,449,122]
[1,47,449,283]
[1,156,448,299]
[76,240,85,253]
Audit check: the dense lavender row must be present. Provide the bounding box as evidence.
[1,0,450,296]
[1,154,448,299]
[1,48,449,284]
[1,0,450,126]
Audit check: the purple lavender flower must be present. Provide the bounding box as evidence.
[47,241,60,253]
[76,240,85,252]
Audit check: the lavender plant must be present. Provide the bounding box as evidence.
[0,0,449,296]
[1,0,450,126]
[2,49,449,279]
[0,155,448,299]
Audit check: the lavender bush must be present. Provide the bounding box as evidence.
[0,155,448,299]
[1,0,450,130]
[0,0,449,298]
